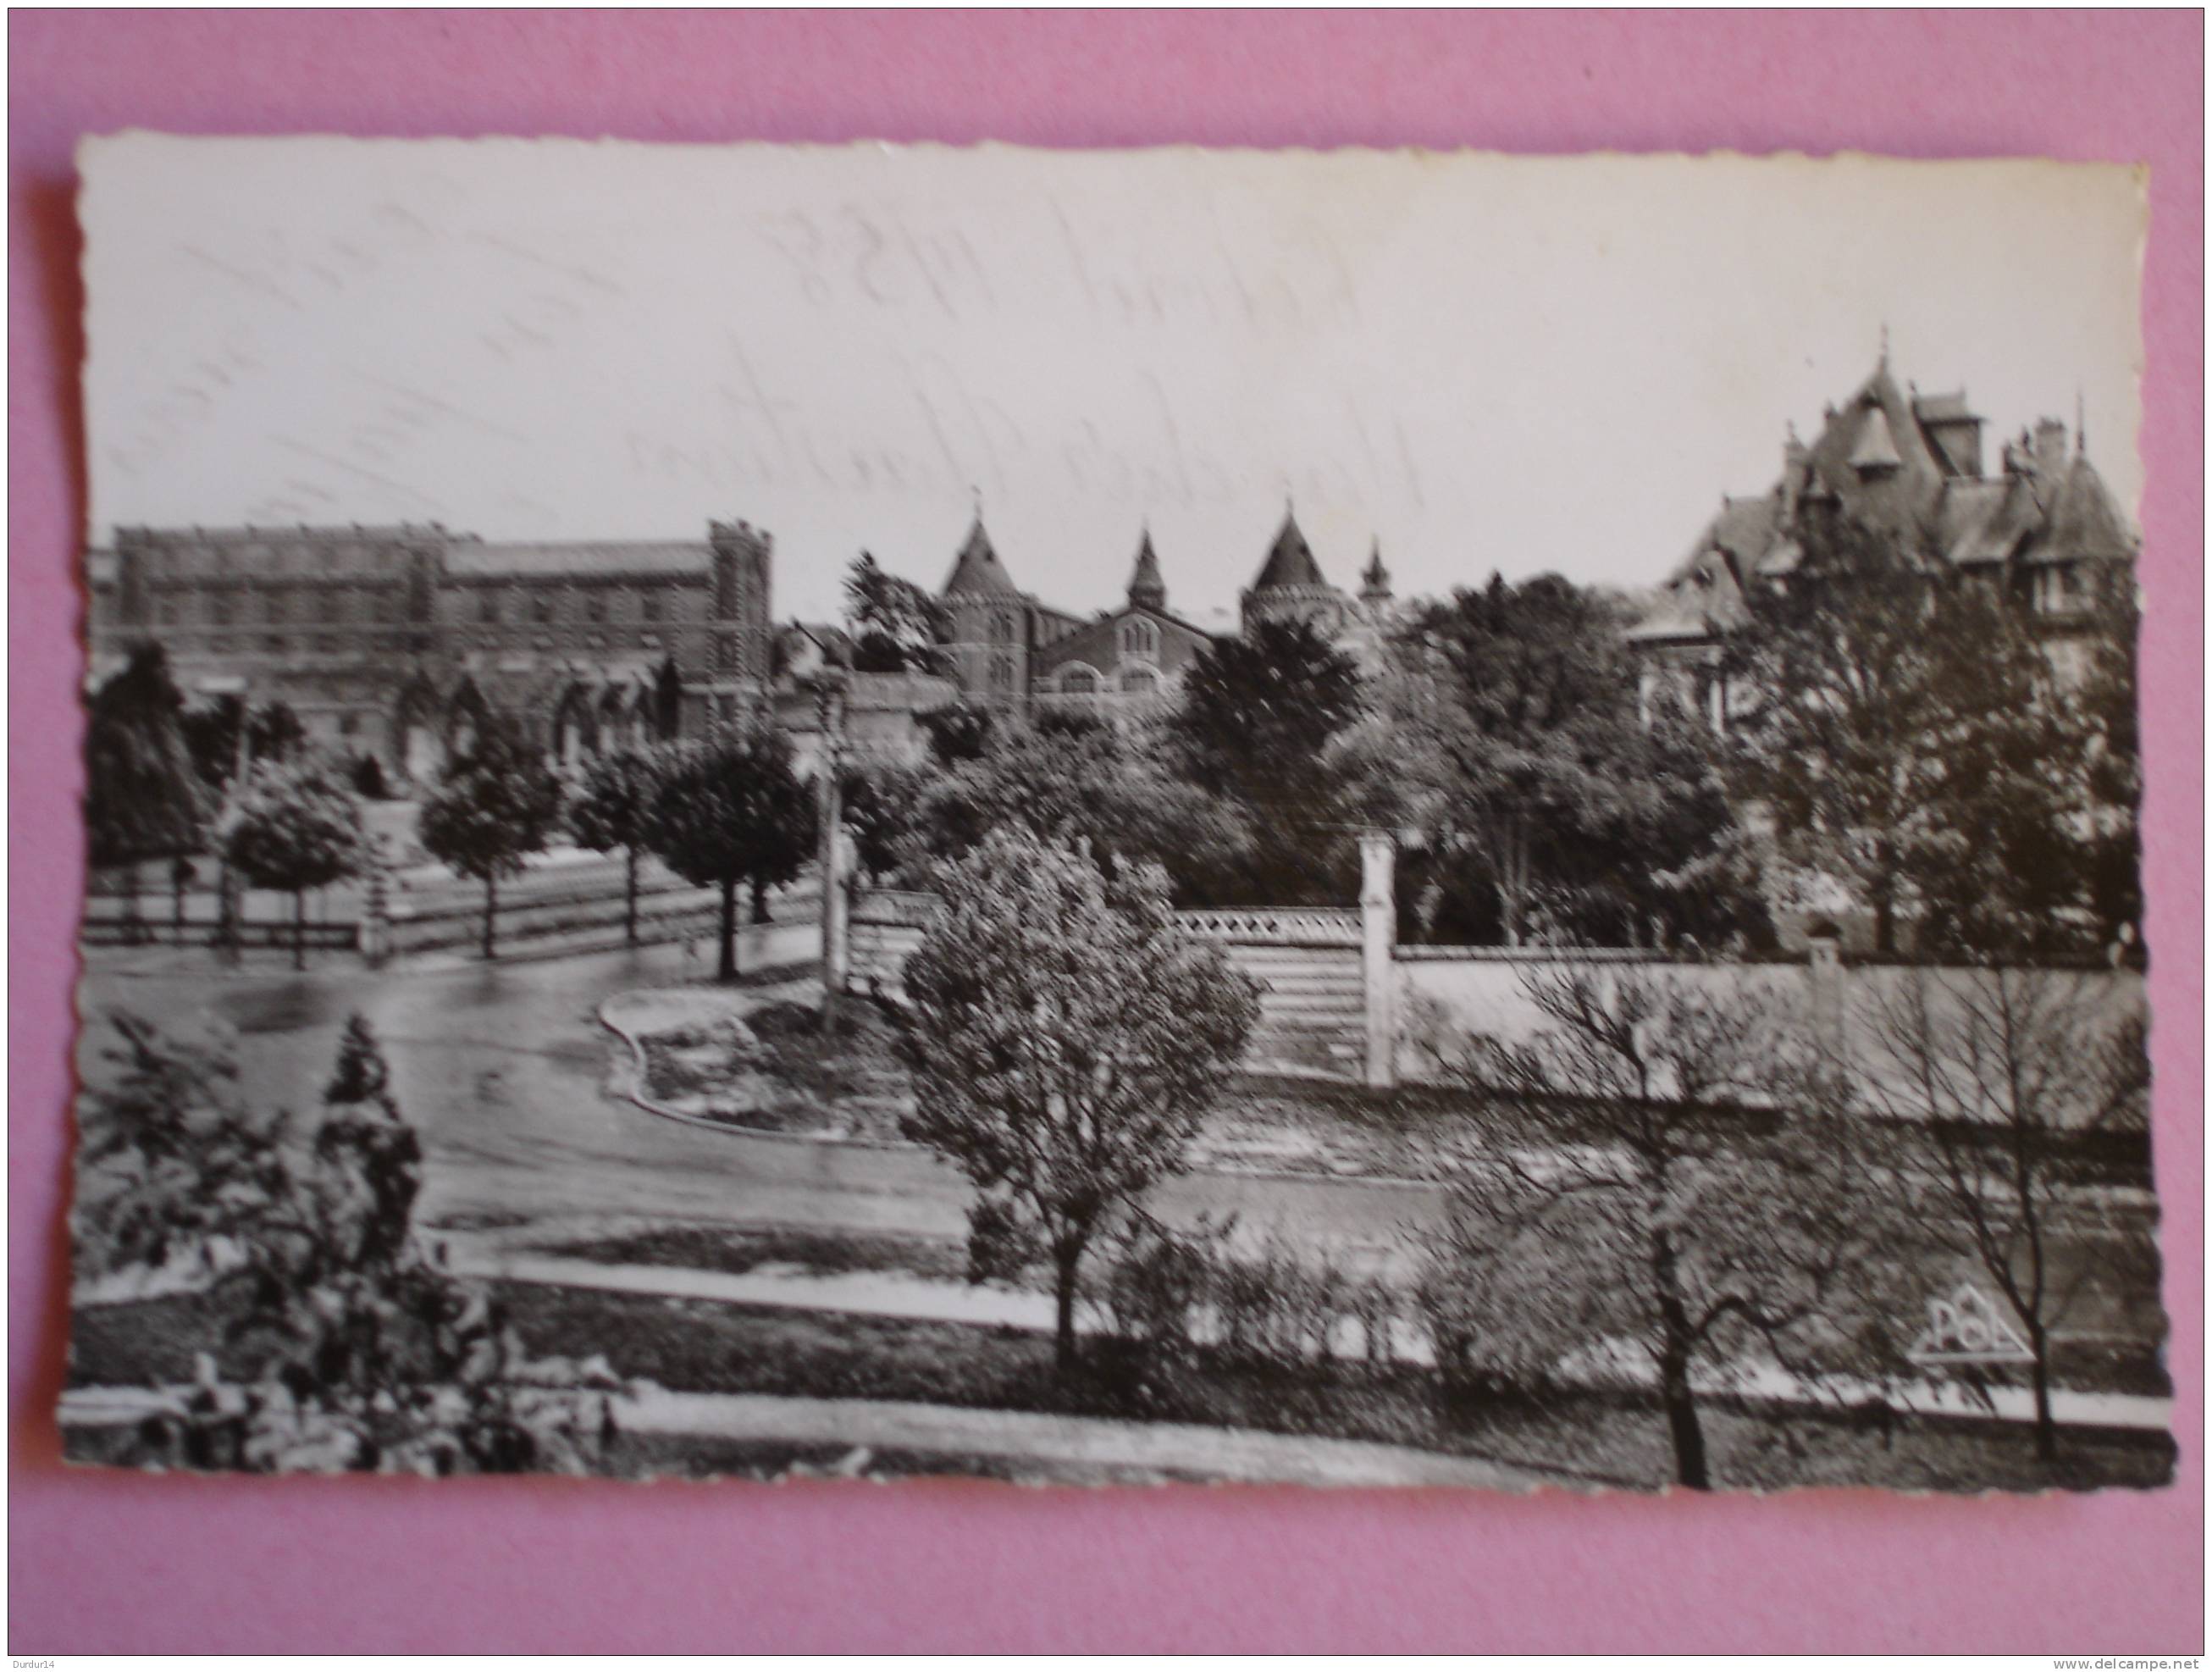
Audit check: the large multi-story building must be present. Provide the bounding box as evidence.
[1629,354,2140,725]
[934,507,1396,717]
[84,520,775,783]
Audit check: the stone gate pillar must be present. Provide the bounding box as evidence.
[825,825,856,995]
[1359,829,1397,1090]
[1806,929,1848,1065]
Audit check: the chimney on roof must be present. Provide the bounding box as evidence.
[1780,423,1809,520]
[2033,418,2069,475]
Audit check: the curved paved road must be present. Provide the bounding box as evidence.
[76,932,1450,1265]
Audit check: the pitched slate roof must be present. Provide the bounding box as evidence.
[1809,363,1953,530]
[1632,356,2139,651]
[1250,509,1330,592]
[1031,601,1217,674]
[1848,404,1904,471]
[1942,475,2039,566]
[941,517,1021,596]
[2025,454,2138,564]
[1628,496,1776,643]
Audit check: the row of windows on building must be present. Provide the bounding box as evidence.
[144,584,682,629]
[965,614,1163,652]
[131,544,409,575]
[1056,662,1162,695]
[973,657,1163,695]
[459,587,672,626]
[174,631,674,660]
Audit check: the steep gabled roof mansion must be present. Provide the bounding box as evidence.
[1630,354,2140,725]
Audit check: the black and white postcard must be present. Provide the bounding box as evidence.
[66,136,2166,1491]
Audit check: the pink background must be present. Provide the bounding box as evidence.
[8,11,2203,1653]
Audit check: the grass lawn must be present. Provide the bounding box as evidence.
[68,1280,2174,1492]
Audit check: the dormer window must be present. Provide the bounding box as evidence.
[1849,405,1903,474]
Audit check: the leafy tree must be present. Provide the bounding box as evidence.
[73,1010,292,1279]
[643,723,814,979]
[921,717,1249,904]
[1723,505,2093,957]
[568,747,666,945]
[180,695,246,793]
[222,757,366,969]
[180,695,308,795]
[84,645,211,936]
[917,698,998,766]
[350,752,392,801]
[1859,966,2154,1464]
[1894,591,2093,960]
[75,1012,615,1475]
[1391,574,1753,949]
[837,750,936,885]
[845,551,953,675]
[1418,964,1915,1488]
[1169,617,1371,904]
[896,830,1261,1369]
[2070,570,2144,945]
[417,720,566,960]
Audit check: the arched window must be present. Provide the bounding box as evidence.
[990,653,1016,690]
[994,610,1018,643]
[1119,617,1158,659]
[1060,664,1100,695]
[1119,666,1159,695]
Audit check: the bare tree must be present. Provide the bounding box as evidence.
[1417,964,1916,1489]
[1857,965,2154,1463]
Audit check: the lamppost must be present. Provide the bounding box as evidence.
[806,660,852,1040]
[207,674,252,964]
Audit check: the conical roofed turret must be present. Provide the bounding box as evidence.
[1250,507,1329,592]
[1360,539,1392,606]
[1126,527,1167,612]
[942,516,1021,597]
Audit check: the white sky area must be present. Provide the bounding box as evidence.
[81,136,2144,632]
